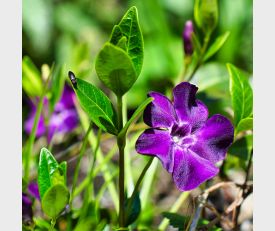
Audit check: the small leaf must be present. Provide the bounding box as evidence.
[22,56,43,97]
[72,77,118,134]
[227,64,253,128]
[95,43,137,97]
[110,6,144,76]
[38,148,59,199]
[49,64,66,113]
[162,212,187,231]
[236,117,253,134]
[116,36,127,51]
[125,193,141,226]
[229,135,253,160]
[41,184,70,219]
[204,31,230,62]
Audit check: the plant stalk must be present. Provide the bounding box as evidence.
[117,95,126,228]
[185,31,211,82]
[70,121,93,208]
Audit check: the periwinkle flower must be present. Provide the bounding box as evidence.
[24,85,78,142]
[183,20,194,56]
[135,82,234,191]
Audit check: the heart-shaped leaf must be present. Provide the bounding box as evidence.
[41,184,70,219]
[71,76,118,134]
[95,43,137,97]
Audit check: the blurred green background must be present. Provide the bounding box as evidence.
[23,0,252,108]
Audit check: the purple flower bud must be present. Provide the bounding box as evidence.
[182,20,194,56]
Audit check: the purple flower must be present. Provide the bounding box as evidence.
[22,193,33,224]
[135,82,234,191]
[182,20,194,56]
[24,85,78,142]
[28,182,40,201]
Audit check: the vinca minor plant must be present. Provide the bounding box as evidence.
[23,2,253,230]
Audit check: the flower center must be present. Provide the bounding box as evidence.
[171,123,196,148]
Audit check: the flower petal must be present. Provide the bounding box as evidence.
[144,92,177,128]
[172,147,218,191]
[136,128,174,173]
[190,114,234,164]
[48,109,78,142]
[173,82,208,129]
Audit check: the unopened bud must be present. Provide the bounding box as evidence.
[182,20,194,56]
[194,0,218,34]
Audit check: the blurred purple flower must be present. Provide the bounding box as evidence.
[22,193,33,224]
[24,85,78,142]
[136,82,234,191]
[28,182,40,201]
[183,20,194,56]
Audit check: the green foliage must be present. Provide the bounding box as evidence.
[229,135,253,160]
[227,64,253,134]
[162,212,187,231]
[48,64,66,113]
[41,184,70,219]
[22,56,43,97]
[236,117,253,134]
[109,6,144,76]
[95,43,137,97]
[72,77,118,134]
[204,31,230,62]
[125,193,141,226]
[96,6,144,97]
[162,212,222,231]
[38,148,69,218]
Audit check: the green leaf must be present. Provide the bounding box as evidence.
[38,148,68,200]
[95,43,137,97]
[229,135,253,160]
[118,97,153,139]
[227,64,253,128]
[22,56,43,97]
[236,117,253,134]
[125,193,141,226]
[41,184,70,219]
[72,77,118,134]
[49,64,66,113]
[162,212,187,231]
[204,31,230,62]
[110,6,144,76]
[38,148,59,199]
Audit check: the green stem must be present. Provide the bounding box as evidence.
[185,32,211,82]
[126,157,154,213]
[117,95,126,228]
[70,121,93,208]
[49,218,56,231]
[24,68,53,182]
[79,129,102,220]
